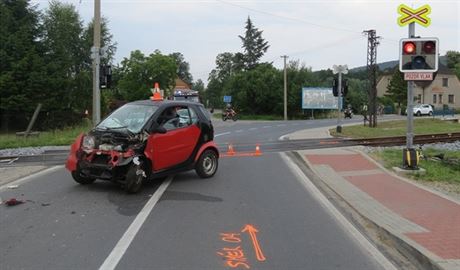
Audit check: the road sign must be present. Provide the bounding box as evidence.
[404,72,433,81]
[223,96,232,103]
[398,4,431,27]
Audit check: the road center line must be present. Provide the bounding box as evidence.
[99,177,173,270]
[215,132,231,137]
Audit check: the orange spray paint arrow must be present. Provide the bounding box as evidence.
[242,224,266,262]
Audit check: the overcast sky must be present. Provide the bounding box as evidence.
[33,0,459,83]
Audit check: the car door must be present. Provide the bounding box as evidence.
[145,105,201,171]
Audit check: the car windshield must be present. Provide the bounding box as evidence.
[97,104,158,133]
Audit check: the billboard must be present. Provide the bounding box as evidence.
[302,87,339,109]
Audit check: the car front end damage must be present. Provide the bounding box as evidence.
[66,129,150,188]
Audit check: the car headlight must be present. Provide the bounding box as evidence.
[82,135,95,150]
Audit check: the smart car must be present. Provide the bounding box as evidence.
[65,99,219,193]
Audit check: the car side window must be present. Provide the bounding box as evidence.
[189,107,199,124]
[157,105,193,131]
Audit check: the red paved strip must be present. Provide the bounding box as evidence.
[305,153,460,259]
[307,154,378,172]
[346,173,460,259]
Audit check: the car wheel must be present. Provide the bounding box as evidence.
[429,111,433,116]
[416,111,421,116]
[195,149,218,178]
[124,164,146,193]
[71,169,96,185]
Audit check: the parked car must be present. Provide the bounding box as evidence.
[65,99,219,193]
[406,104,433,116]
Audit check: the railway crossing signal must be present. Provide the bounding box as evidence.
[399,38,439,73]
[397,4,431,27]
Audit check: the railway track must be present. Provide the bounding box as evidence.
[1,132,459,166]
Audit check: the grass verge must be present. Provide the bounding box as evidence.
[0,120,92,150]
[369,148,460,185]
[330,118,460,138]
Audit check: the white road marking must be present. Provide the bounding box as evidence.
[280,153,397,270]
[249,127,258,131]
[263,126,271,128]
[0,165,63,191]
[99,177,173,270]
[236,130,243,133]
[277,124,286,127]
[278,135,289,141]
[215,132,230,137]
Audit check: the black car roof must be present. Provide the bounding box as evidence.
[128,99,202,108]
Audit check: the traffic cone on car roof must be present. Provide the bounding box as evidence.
[151,82,163,101]
[254,144,262,156]
[227,144,235,156]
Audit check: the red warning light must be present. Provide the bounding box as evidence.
[403,42,416,54]
[423,41,435,54]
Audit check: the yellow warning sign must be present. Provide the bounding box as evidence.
[397,4,431,27]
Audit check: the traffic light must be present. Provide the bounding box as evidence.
[332,78,348,97]
[399,38,438,72]
[99,65,112,89]
[332,78,338,97]
[342,79,348,96]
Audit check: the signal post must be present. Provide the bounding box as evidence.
[397,4,438,169]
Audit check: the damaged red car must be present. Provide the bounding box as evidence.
[65,100,219,193]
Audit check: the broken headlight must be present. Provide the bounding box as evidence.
[82,135,95,151]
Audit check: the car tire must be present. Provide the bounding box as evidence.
[71,169,96,185]
[124,164,145,194]
[195,149,218,178]
[429,111,433,116]
[416,111,421,116]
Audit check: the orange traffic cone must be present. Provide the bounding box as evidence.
[254,144,262,156]
[227,144,235,155]
[151,82,163,101]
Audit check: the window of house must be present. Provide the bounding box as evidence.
[438,94,443,104]
[433,94,437,104]
[448,94,454,104]
[417,94,422,103]
[442,78,448,87]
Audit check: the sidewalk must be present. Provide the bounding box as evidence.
[292,127,460,270]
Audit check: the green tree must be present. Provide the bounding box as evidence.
[226,63,281,115]
[207,52,242,108]
[238,17,269,70]
[385,69,406,112]
[169,52,193,85]
[117,50,176,101]
[445,51,460,79]
[42,0,86,111]
[0,0,47,130]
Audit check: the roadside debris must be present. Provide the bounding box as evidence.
[4,198,24,206]
[7,185,19,189]
[0,157,19,164]
[41,202,51,206]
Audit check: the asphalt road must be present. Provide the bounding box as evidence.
[0,118,394,270]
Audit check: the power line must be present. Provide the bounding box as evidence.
[216,0,363,35]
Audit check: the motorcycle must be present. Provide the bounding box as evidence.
[344,108,353,119]
[222,110,237,121]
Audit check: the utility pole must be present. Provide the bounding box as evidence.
[363,30,381,128]
[281,55,288,121]
[92,0,101,126]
